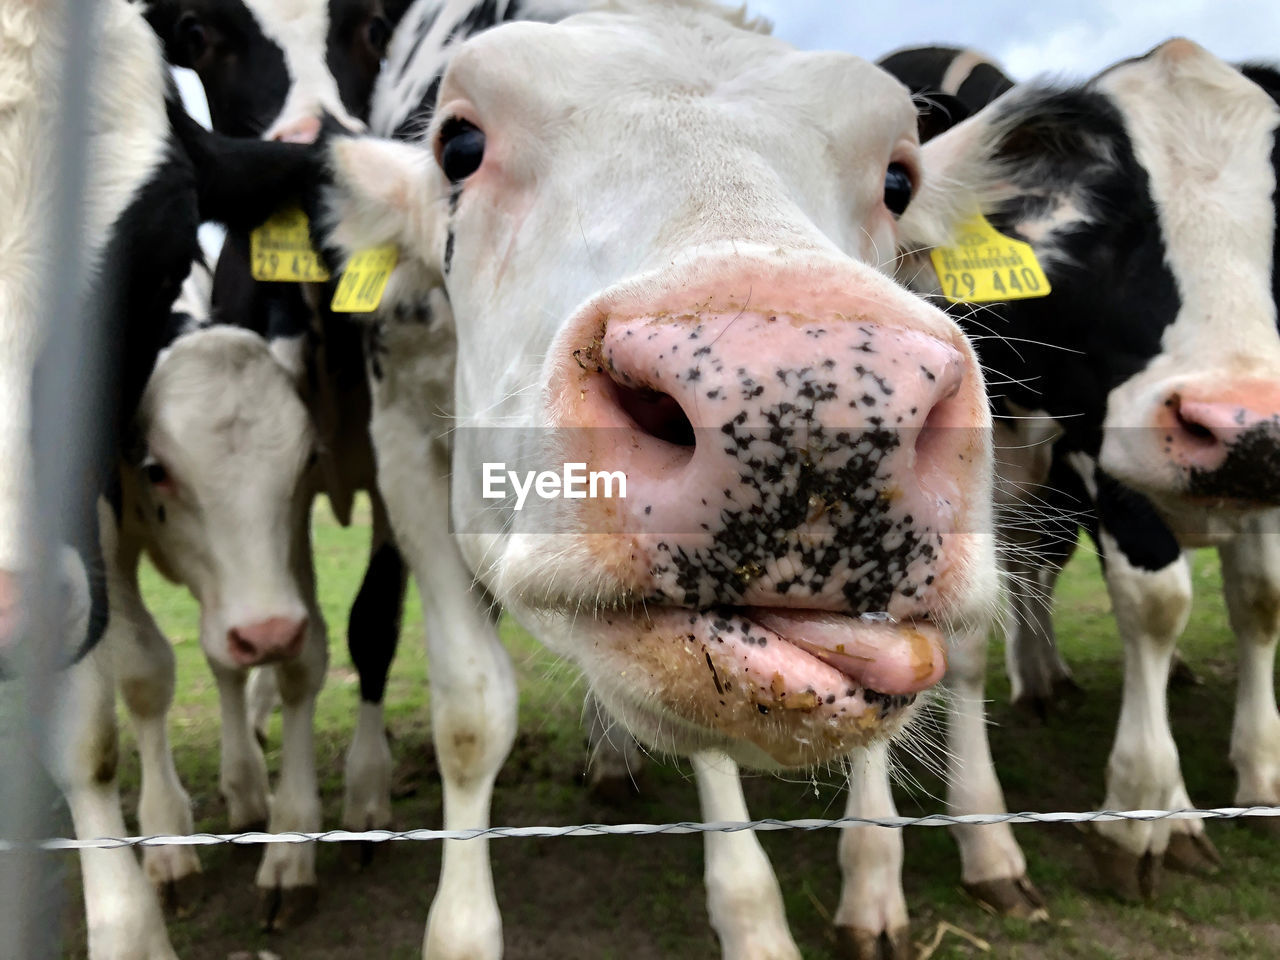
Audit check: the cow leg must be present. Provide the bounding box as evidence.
[833,742,910,960]
[206,660,271,834]
[690,751,800,960]
[1003,529,1080,716]
[417,553,515,960]
[48,645,177,960]
[584,690,644,802]
[255,525,328,931]
[1091,532,1197,898]
[1220,520,1280,827]
[947,617,1047,917]
[342,491,406,841]
[246,667,278,748]
[110,544,201,914]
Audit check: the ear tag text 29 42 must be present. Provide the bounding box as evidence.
[930,212,1052,304]
[250,208,331,282]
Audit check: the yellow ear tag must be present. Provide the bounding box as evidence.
[929,212,1052,304]
[250,208,331,282]
[330,246,398,313]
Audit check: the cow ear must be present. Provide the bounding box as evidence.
[322,135,445,283]
[896,106,1002,255]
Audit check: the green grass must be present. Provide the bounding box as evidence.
[43,500,1280,957]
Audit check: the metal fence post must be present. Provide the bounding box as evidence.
[0,0,105,956]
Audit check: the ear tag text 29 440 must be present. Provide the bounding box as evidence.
[250,208,331,282]
[930,212,1051,304]
[330,246,398,313]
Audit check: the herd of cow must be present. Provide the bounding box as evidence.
[1,0,1278,957]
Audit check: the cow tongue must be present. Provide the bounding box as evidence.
[751,610,947,695]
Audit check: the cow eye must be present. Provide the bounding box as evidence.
[174,12,208,64]
[367,15,391,55]
[437,118,485,184]
[144,460,173,491]
[884,162,914,217]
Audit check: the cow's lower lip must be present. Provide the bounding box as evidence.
[579,603,950,766]
[624,605,943,715]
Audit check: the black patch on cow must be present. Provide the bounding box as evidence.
[326,0,413,124]
[1185,421,1280,503]
[1094,468,1182,572]
[912,91,972,142]
[147,0,291,138]
[960,88,1181,458]
[956,61,1014,108]
[444,227,456,275]
[348,540,407,703]
[878,46,1013,140]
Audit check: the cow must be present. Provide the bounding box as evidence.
[830,39,1280,956]
[0,1,322,956]
[141,0,420,850]
[312,1,1000,956]
[102,264,327,935]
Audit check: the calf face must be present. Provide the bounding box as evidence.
[129,327,316,668]
[146,0,411,140]
[324,3,996,768]
[903,39,1280,525]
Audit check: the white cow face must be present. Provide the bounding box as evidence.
[324,2,997,768]
[130,328,316,670]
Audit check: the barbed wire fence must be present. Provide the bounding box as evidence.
[2,804,1278,854]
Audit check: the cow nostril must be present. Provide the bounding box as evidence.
[1174,403,1218,446]
[229,629,256,660]
[609,380,696,448]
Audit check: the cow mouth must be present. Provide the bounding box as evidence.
[588,602,947,754]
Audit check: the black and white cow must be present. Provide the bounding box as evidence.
[0,2,324,957]
[877,44,1014,142]
[142,0,420,850]
[314,2,1000,957]
[832,39,1280,955]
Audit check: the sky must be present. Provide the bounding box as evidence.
[749,0,1280,81]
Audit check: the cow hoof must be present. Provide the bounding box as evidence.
[157,870,204,918]
[834,925,914,960]
[587,769,642,805]
[1164,831,1222,875]
[1084,830,1162,901]
[257,884,318,931]
[963,875,1049,920]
